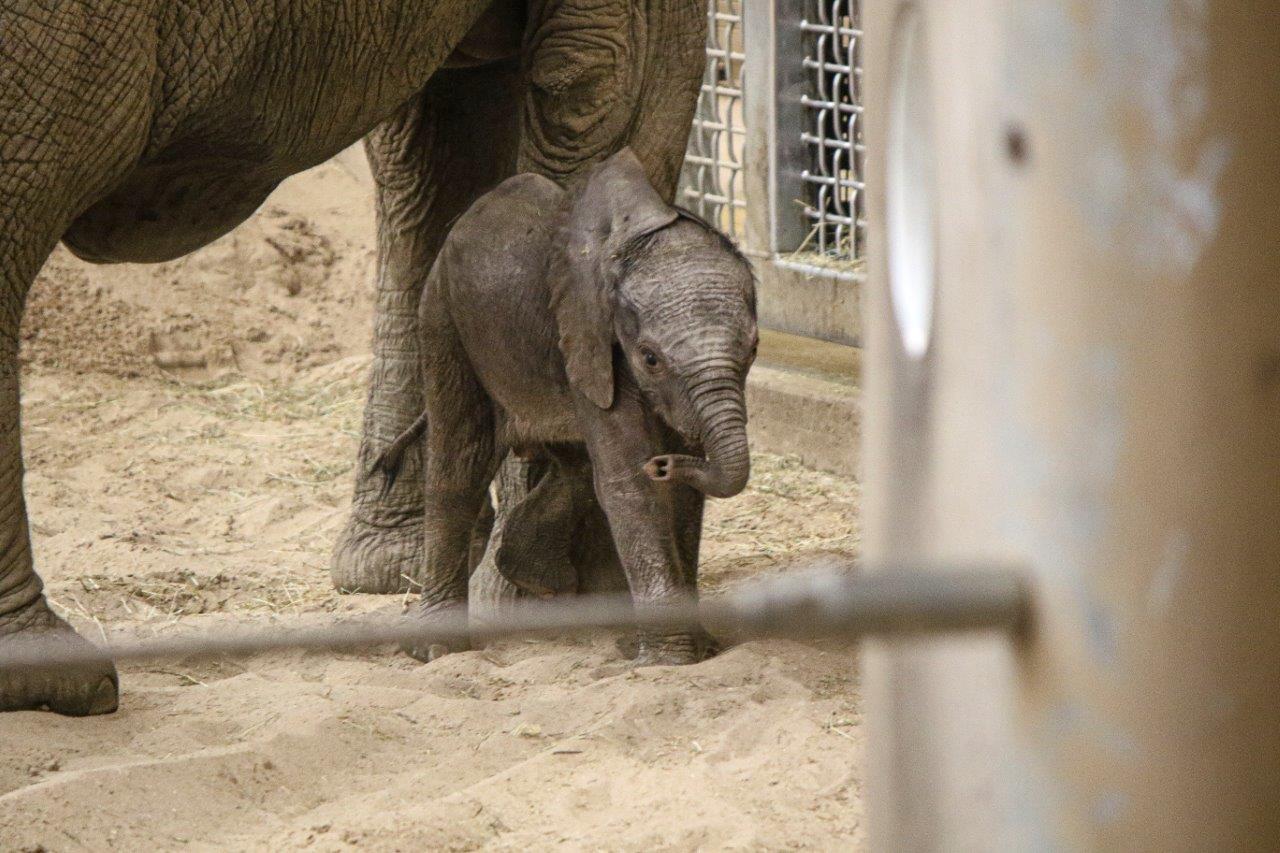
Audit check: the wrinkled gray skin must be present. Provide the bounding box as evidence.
[378,151,757,665]
[0,1,705,715]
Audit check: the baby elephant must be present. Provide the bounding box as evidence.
[385,148,758,665]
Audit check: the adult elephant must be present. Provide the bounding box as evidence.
[0,0,705,715]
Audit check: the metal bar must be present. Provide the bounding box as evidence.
[801,171,866,191]
[0,565,1030,671]
[799,27,863,40]
[678,0,748,236]
[798,22,863,37]
[800,96,865,114]
[682,191,738,205]
[797,0,866,261]
[685,121,747,137]
[802,59,863,76]
[704,50,746,63]
[698,88,746,101]
[683,153,745,168]
[801,132,868,152]
[802,213,864,230]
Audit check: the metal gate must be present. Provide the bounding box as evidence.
[680,0,867,346]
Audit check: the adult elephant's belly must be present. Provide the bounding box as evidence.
[62,159,278,265]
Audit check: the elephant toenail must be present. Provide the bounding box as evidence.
[86,676,120,716]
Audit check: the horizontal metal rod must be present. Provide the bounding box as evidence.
[800,172,867,192]
[803,59,861,78]
[697,84,745,100]
[0,564,1030,672]
[799,22,864,39]
[801,96,865,116]
[703,48,746,63]
[800,132,864,152]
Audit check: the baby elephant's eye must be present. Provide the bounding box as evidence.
[641,348,660,370]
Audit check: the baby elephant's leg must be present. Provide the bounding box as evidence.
[670,482,720,658]
[576,392,705,666]
[401,333,501,663]
[602,480,703,666]
[663,424,719,657]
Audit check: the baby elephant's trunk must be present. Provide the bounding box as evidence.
[645,368,750,498]
[696,376,751,497]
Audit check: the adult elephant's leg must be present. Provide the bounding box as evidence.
[0,6,154,713]
[519,0,707,196]
[331,61,521,593]
[0,232,118,715]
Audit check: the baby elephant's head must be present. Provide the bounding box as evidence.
[552,149,757,498]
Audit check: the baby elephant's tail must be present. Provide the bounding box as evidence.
[371,409,430,495]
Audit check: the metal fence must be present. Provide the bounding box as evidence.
[679,0,748,238]
[680,0,866,263]
[800,0,866,259]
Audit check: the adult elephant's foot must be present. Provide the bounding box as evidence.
[0,600,118,716]
[399,600,471,663]
[330,513,423,595]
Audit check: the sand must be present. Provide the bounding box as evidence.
[0,161,866,850]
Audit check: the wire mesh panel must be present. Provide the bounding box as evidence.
[679,0,748,239]
[800,0,866,260]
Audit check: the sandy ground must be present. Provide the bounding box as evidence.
[0,162,865,850]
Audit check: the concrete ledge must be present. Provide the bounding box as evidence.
[749,252,864,348]
[747,363,861,479]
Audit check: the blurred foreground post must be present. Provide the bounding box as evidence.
[863,1,1279,848]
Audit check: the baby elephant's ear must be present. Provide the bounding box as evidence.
[551,148,678,409]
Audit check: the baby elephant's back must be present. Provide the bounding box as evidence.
[434,173,573,429]
[434,172,563,345]
[437,172,563,314]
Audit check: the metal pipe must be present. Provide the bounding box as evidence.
[0,563,1029,672]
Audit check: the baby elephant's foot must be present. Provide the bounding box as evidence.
[0,602,118,716]
[399,601,471,664]
[616,633,717,658]
[633,630,716,667]
[614,632,641,660]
